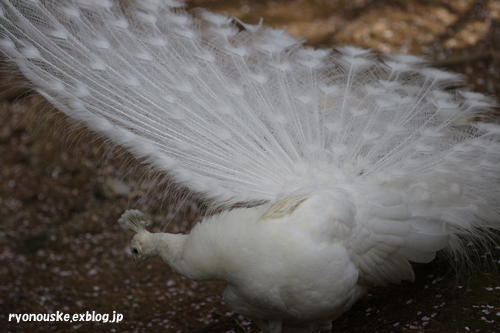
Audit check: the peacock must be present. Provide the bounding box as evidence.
[1,0,500,332]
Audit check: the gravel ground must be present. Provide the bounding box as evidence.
[1,0,500,332]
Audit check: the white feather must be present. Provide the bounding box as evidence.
[2,1,500,332]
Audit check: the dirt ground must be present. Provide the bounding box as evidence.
[1,0,500,332]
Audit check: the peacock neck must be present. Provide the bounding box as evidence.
[149,233,188,271]
[149,232,213,281]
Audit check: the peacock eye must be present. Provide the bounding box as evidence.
[132,248,139,254]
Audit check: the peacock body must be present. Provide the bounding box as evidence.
[1,0,500,332]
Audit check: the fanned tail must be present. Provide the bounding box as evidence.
[1,0,500,242]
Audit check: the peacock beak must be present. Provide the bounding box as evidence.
[134,259,140,269]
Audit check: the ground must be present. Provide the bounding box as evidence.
[1,0,500,332]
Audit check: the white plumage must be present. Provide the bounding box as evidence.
[1,0,500,332]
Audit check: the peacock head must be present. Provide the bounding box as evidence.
[118,210,156,268]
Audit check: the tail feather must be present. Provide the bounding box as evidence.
[1,0,499,236]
